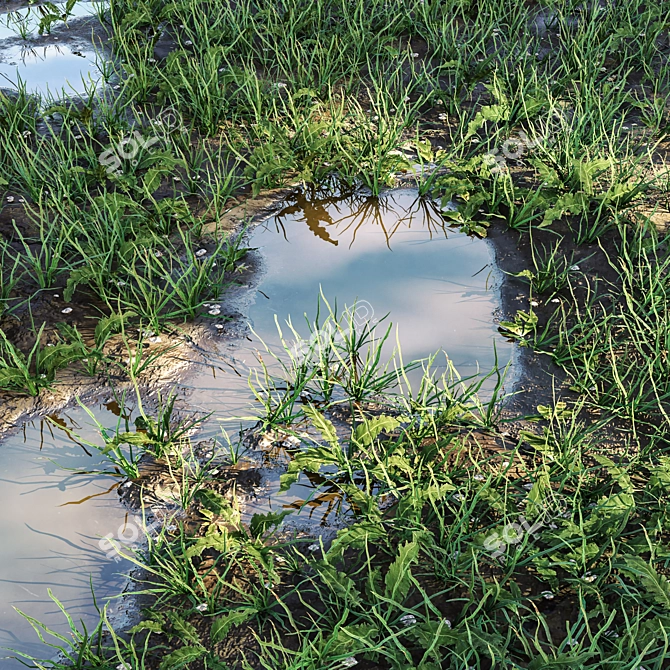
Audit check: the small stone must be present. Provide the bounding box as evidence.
[195,603,207,612]
[541,591,554,600]
[341,659,358,668]
[530,300,539,307]
[307,543,319,552]
[570,264,580,271]
[6,196,14,203]
[551,298,560,303]
[399,613,417,626]
[215,324,224,330]
[184,40,193,45]
[61,307,73,314]
[195,248,207,257]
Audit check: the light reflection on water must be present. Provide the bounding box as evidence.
[0,407,131,667]
[184,186,513,426]
[0,1,104,96]
[0,1,99,41]
[181,185,515,522]
[0,42,101,96]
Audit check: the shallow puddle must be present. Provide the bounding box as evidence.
[0,43,101,95]
[180,186,515,521]
[0,407,131,667]
[186,186,514,422]
[0,186,515,663]
[0,1,99,41]
[0,1,104,96]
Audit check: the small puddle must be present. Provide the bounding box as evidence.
[0,1,99,41]
[187,186,514,420]
[0,407,131,667]
[0,186,516,663]
[0,2,105,96]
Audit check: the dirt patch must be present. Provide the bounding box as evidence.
[0,187,295,438]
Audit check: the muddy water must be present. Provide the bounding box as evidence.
[0,186,514,664]
[0,408,131,667]
[0,1,104,96]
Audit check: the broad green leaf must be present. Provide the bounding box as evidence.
[211,608,256,643]
[385,540,419,603]
[354,415,401,447]
[159,645,206,669]
[304,405,339,448]
[327,521,386,560]
[249,509,292,538]
[623,556,670,609]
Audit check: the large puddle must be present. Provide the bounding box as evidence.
[0,186,514,664]
[185,187,514,423]
[180,187,515,524]
[0,1,104,96]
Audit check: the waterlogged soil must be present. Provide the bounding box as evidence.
[0,0,108,96]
